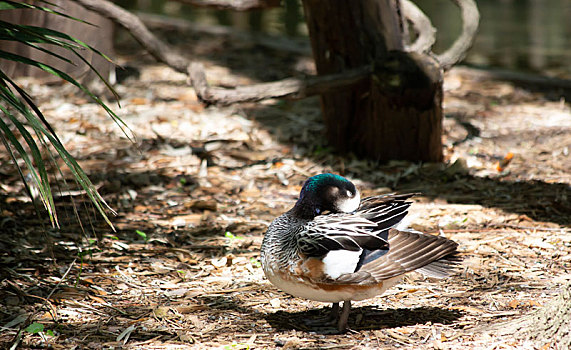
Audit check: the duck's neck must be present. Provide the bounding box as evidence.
[262,212,304,269]
[290,201,317,220]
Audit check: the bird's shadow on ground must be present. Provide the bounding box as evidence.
[264,305,463,333]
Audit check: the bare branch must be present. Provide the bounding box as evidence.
[189,62,372,106]
[401,0,436,53]
[171,0,281,11]
[75,0,190,73]
[77,0,368,106]
[77,0,453,108]
[436,0,480,70]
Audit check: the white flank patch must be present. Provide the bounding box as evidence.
[337,190,361,213]
[322,249,362,279]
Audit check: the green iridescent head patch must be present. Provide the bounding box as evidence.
[302,173,350,194]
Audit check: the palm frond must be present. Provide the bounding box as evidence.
[0,2,126,231]
[0,1,88,23]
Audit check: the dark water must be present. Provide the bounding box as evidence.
[121,0,571,78]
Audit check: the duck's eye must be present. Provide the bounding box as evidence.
[315,207,321,215]
[346,190,353,197]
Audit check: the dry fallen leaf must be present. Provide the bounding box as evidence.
[269,298,281,308]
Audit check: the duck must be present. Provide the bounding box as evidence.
[260,173,459,332]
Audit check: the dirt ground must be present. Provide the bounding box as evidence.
[0,23,570,349]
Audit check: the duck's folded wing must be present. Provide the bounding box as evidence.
[330,228,460,284]
[297,194,415,257]
[358,193,415,218]
[297,214,387,256]
[363,228,459,279]
[357,193,413,234]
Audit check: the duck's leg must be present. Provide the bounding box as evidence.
[330,302,340,320]
[337,300,351,332]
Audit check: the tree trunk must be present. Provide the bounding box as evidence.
[527,284,571,348]
[302,0,443,162]
[0,0,114,83]
[488,283,571,348]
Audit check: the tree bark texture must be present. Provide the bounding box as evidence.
[526,284,571,348]
[302,0,443,162]
[0,0,114,83]
[487,283,571,348]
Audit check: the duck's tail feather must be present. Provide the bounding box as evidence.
[416,252,462,278]
[360,229,460,280]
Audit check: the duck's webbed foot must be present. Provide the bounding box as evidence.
[303,302,339,327]
[303,301,351,333]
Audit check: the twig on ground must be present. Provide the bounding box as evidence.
[451,66,571,90]
[498,223,569,232]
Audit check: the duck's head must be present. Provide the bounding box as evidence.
[292,173,360,219]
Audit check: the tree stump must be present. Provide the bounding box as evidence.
[302,0,443,162]
[486,283,571,348]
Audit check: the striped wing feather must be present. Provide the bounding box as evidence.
[361,228,459,280]
[298,215,384,256]
[357,194,414,229]
[297,194,414,257]
[332,229,459,284]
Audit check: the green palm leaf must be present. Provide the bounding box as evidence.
[0,1,125,231]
